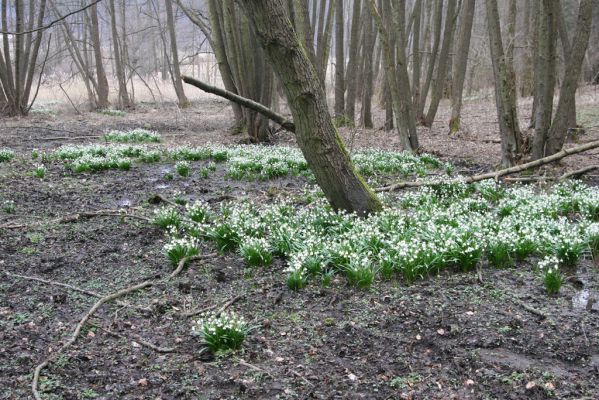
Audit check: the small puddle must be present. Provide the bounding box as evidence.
[572,289,599,311]
[117,198,132,208]
[571,264,599,312]
[155,184,170,190]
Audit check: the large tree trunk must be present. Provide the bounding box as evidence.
[531,0,558,160]
[485,0,522,167]
[238,0,382,215]
[545,0,593,156]
[449,0,475,134]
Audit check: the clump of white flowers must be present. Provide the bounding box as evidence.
[186,200,212,223]
[239,236,273,267]
[34,164,46,179]
[0,148,15,162]
[175,161,190,177]
[103,128,161,143]
[537,256,563,295]
[153,206,181,229]
[163,236,199,267]
[192,311,249,352]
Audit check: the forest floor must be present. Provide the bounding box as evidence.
[1,87,599,399]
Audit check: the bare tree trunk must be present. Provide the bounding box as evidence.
[345,0,362,125]
[532,0,558,160]
[165,0,189,107]
[520,0,535,97]
[545,0,593,156]
[485,0,523,167]
[449,0,475,134]
[417,0,442,120]
[368,0,418,151]
[555,0,576,130]
[89,2,109,109]
[423,0,457,127]
[360,7,375,128]
[109,0,130,109]
[411,0,422,111]
[238,0,382,215]
[334,0,345,119]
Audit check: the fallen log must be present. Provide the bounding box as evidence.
[376,139,599,191]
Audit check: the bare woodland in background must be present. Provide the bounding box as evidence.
[1,0,598,165]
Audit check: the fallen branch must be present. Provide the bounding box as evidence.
[377,139,599,191]
[559,165,599,181]
[182,75,295,132]
[30,253,206,399]
[4,271,151,312]
[31,280,153,400]
[2,209,151,230]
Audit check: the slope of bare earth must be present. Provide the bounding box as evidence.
[1,87,598,400]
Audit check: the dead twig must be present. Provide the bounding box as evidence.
[4,271,151,312]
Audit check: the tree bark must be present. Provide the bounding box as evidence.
[109,0,130,109]
[165,0,189,108]
[423,0,457,127]
[485,0,522,167]
[334,0,345,119]
[89,2,108,109]
[545,0,593,156]
[532,0,558,160]
[237,0,382,215]
[345,0,362,125]
[417,0,442,120]
[449,0,475,134]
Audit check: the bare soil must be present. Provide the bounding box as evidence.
[1,89,599,400]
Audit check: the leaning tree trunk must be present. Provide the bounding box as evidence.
[449,0,475,134]
[485,0,522,167]
[237,0,382,216]
[545,0,593,156]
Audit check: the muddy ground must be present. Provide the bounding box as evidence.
[1,90,599,399]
